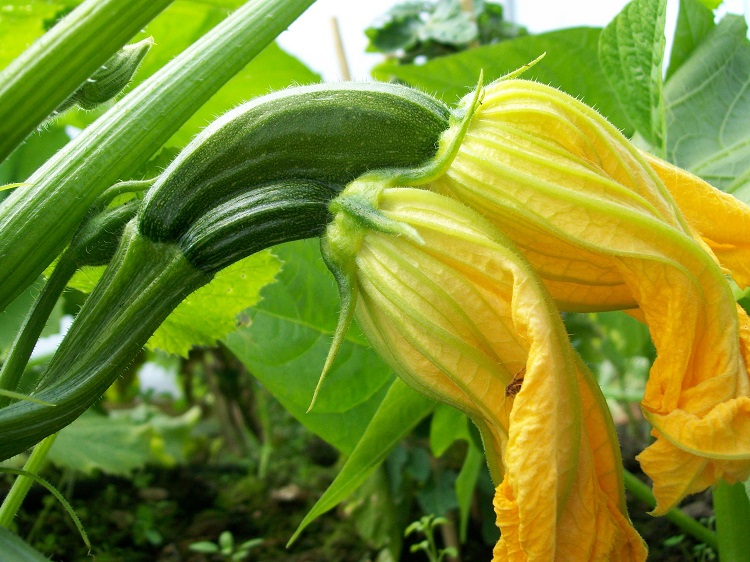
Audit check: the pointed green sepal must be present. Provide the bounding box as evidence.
[309,236,359,412]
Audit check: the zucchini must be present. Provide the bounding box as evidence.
[139,82,450,250]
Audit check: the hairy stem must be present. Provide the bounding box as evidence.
[0,434,58,528]
[0,0,316,313]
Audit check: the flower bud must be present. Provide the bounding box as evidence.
[321,183,646,560]
[430,78,750,512]
[55,38,153,115]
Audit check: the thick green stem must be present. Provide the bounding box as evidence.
[0,256,77,408]
[0,434,58,528]
[0,0,316,313]
[0,0,173,163]
[714,480,750,561]
[622,469,717,549]
[0,222,212,460]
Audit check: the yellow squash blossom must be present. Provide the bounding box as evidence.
[428,78,750,513]
[320,183,647,560]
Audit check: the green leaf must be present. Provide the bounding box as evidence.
[429,404,469,457]
[667,0,715,79]
[0,278,63,353]
[48,411,151,475]
[365,2,424,53]
[455,441,483,542]
[64,265,104,294]
[63,251,280,357]
[224,239,397,453]
[0,285,39,352]
[417,469,458,516]
[147,251,280,357]
[599,0,667,152]
[288,377,435,545]
[421,0,477,46]
[428,405,486,541]
[189,542,221,554]
[0,1,80,71]
[0,123,70,183]
[48,406,200,475]
[372,27,633,134]
[344,468,402,556]
[0,527,50,562]
[664,15,750,198]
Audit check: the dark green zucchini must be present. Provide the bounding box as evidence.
[139,81,451,258]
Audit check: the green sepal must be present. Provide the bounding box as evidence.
[310,234,358,412]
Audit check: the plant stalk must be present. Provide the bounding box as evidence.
[622,469,717,549]
[0,434,58,528]
[714,480,750,561]
[0,257,76,408]
[0,0,174,163]
[0,0,316,313]
[0,222,212,460]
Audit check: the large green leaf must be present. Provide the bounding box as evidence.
[48,406,200,475]
[224,239,397,454]
[599,0,667,152]
[371,27,633,134]
[0,0,80,71]
[429,403,469,457]
[455,441,484,541]
[664,15,750,199]
[0,284,39,353]
[0,528,49,562]
[428,404,485,541]
[288,378,435,545]
[666,0,715,79]
[0,124,76,183]
[148,251,281,357]
[62,251,281,358]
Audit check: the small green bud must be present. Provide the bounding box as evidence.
[56,38,153,114]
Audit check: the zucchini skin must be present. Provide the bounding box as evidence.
[139,82,451,252]
[180,180,334,273]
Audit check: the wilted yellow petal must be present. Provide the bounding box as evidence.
[430,78,750,511]
[323,185,645,560]
[644,152,750,289]
[493,355,646,561]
